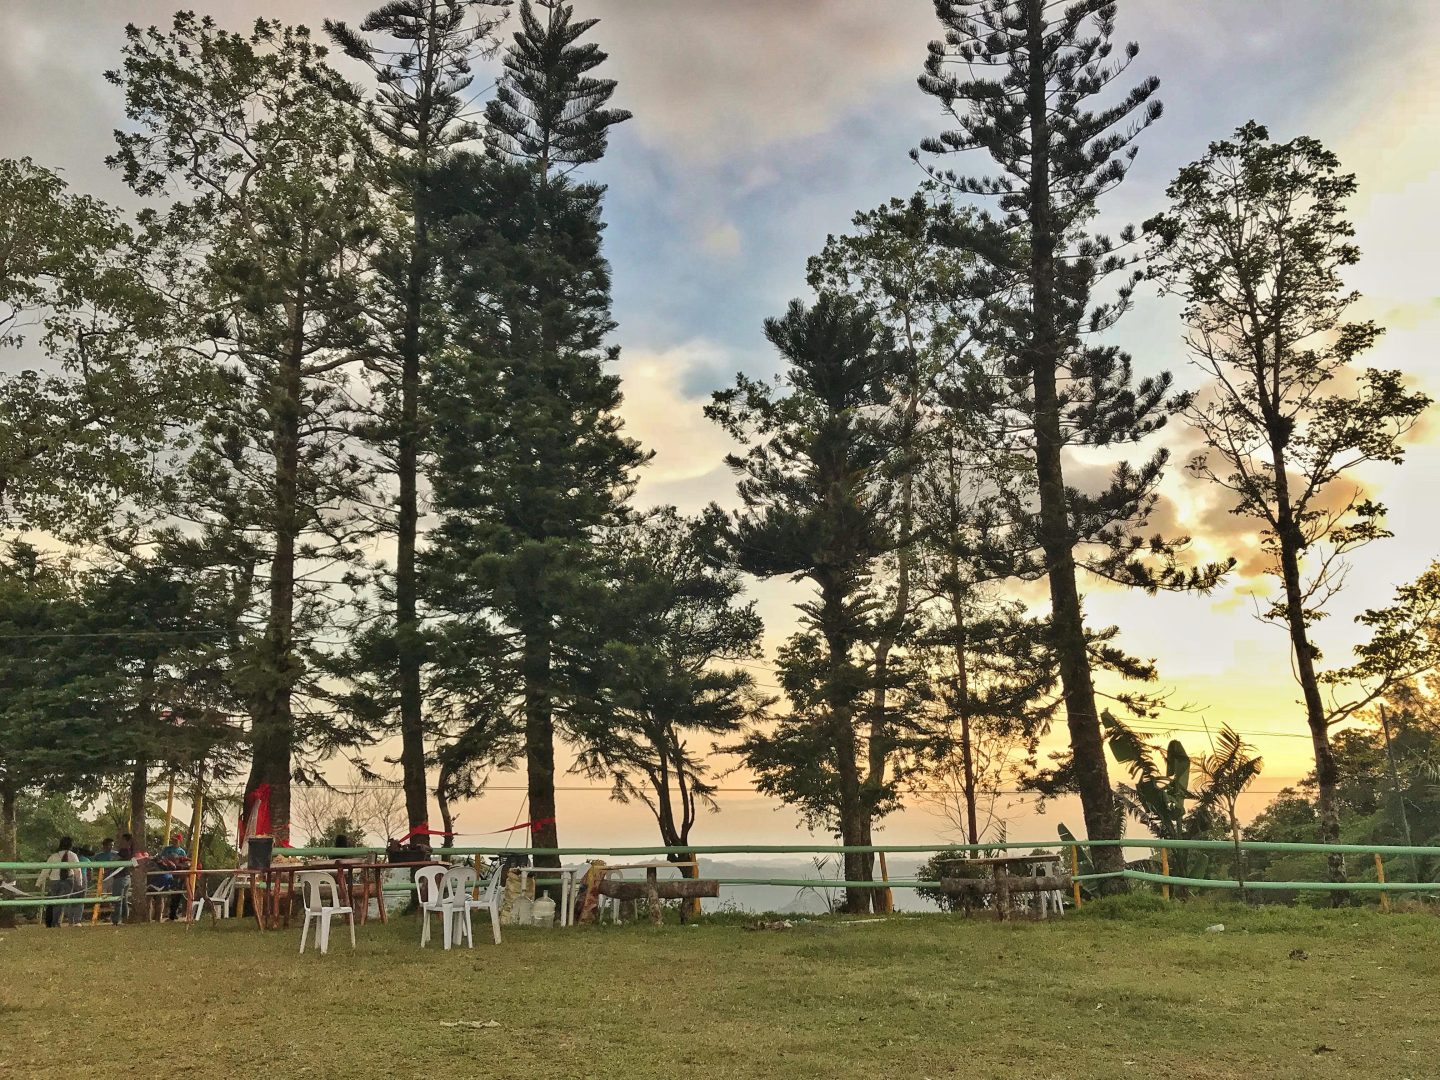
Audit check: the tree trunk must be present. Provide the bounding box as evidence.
[128,760,148,848]
[1268,433,1345,892]
[819,579,870,914]
[0,782,15,863]
[396,189,430,848]
[523,629,559,868]
[128,659,155,846]
[244,266,307,847]
[0,782,14,927]
[1024,0,1123,880]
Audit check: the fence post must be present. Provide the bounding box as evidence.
[1374,853,1389,913]
[91,868,106,924]
[1070,845,1082,908]
[1160,848,1170,902]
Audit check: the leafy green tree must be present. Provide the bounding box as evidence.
[325,0,509,844]
[571,506,767,868]
[1146,123,1430,881]
[108,14,381,842]
[0,544,127,865]
[710,295,914,912]
[916,0,1228,877]
[1104,712,1261,892]
[0,157,197,537]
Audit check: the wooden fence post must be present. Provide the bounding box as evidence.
[1070,846,1082,909]
[1375,853,1390,913]
[1160,848,1170,902]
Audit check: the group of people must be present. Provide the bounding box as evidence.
[35,832,190,926]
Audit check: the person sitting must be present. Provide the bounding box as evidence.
[154,833,190,921]
[36,836,83,928]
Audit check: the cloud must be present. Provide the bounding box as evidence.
[701,221,742,260]
[589,0,935,164]
[616,339,746,508]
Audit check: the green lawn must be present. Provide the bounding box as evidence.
[2,899,1435,1079]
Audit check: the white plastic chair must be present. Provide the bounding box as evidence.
[1035,860,1065,919]
[416,864,451,948]
[189,875,235,922]
[297,871,355,955]
[439,866,478,949]
[463,864,504,946]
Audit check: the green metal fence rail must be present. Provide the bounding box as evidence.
[2,838,1435,908]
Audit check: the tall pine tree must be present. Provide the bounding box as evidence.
[916,0,1228,874]
[425,0,638,864]
[325,0,509,847]
[709,295,910,913]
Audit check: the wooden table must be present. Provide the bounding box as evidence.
[234,862,395,931]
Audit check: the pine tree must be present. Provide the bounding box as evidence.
[108,15,380,842]
[571,506,766,875]
[915,0,1229,875]
[1147,123,1431,883]
[425,0,637,863]
[484,0,631,181]
[325,0,509,849]
[708,295,910,912]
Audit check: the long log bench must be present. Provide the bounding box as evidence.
[939,873,1071,919]
[596,867,719,926]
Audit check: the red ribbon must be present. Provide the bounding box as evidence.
[393,818,557,844]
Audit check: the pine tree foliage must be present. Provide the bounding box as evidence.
[709,294,913,911]
[324,0,510,843]
[914,0,1230,872]
[570,506,767,857]
[484,0,631,176]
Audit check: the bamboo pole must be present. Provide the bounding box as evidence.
[877,851,893,913]
[1070,846,1081,908]
[90,868,106,924]
[1375,853,1390,913]
[185,767,206,921]
[1160,847,1170,902]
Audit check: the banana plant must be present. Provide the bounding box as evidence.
[1100,711,1260,893]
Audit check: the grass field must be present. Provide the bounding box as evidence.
[2,898,1436,1079]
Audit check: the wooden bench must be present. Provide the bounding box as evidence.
[596,867,719,926]
[939,872,1071,920]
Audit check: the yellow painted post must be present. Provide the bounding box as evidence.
[91,868,106,924]
[1070,845,1082,908]
[185,778,205,920]
[1375,853,1390,913]
[1160,847,1170,902]
[160,774,176,849]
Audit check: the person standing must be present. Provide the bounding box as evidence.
[157,833,189,921]
[36,836,82,928]
[109,835,135,925]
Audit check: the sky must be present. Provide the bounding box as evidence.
[3,1,1440,849]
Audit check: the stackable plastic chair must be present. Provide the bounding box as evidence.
[463,863,504,946]
[438,865,478,949]
[416,865,450,948]
[189,874,235,922]
[297,871,355,955]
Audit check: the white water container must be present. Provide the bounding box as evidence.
[511,894,533,927]
[531,891,556,928]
